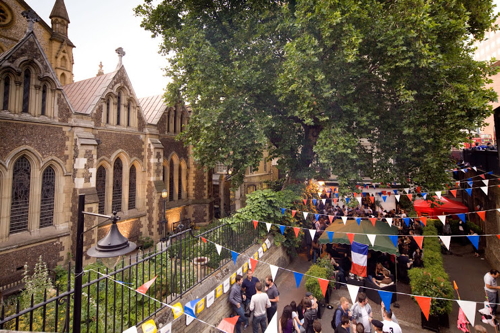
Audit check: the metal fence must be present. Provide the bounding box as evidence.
[0,222,258,332]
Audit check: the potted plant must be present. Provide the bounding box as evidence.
[304,260,334,319]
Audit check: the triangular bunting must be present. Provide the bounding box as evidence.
[483,179,489,187]
[136,276,158,294]
[322,199,326,205]
[355,217,361,225]
[388,235,398,248]
[477,211,486,221]
[356,197,362,205]
[467,180,473,187]
[345,197,351,204]
[367,234,376,246]
[369,218,377,226]
[347,233,355,244]
[419,216,427,226]
[421,192,428,200]
[265,310,278,333]
[406,194,413,201]
[404,188,410,194]
[328,215,334,224]
[266,222,272,232]
[467,235,480,250]
[403,217,411,226]
[413,235,424,249]
[294,272,304,288]
[309,229,317,241]
[385,218,393,227]
[280,208,286,215]
[279,225,286,235]
[415,296,431,321]
[457,213,466,222]
[382,195,387,202]
[200,237,207,243]
[481,186,488,195]
[253,220,258,229]
[439,236,451,250]
[369,196,375,203]
[395,195,400,202]
[302,199,307,205]
[318,278,329,297]
[465,188,472,196]
[293,227,300,238]
[303,212,309,220]
[341,216,348,225]
[457,300,476,327]
[314,214,320,221]
[312,199,317,206]
[438,215,446,224]
[435,191,442,199]
[450,189,457,197]
[231,251,239,264]
[378,290,393,310]
[216,243,222,255]
[250,258,258,271]
[291,210,297,217]
[270,265,279,281]
[346,284,360,304]
[327,231,334,243]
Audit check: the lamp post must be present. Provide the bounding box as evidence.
[160,189,168,241]
[73,194,136,333]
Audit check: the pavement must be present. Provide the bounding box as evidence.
[244,241,498,333]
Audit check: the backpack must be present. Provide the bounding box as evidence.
[331,308,342,329]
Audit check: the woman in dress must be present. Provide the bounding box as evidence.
[279,305,299,333]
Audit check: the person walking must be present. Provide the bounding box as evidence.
[381,308,401,333]
[350,292,372,333]
[278,305,299,333]
[484,269,500,315]
[229,275,249,333]
[265,275,280,323]
[249,282,271,333]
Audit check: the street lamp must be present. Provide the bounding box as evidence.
[73,194,136,333]
[160,189,168,241]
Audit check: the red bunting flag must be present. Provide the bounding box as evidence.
[136,276,157,294]
[293,227,300,238]
[353,192,358,197]
[413,236,424,249]
[318,278,329,296]
[291,210,297,217]
[327,193,331,198]
[302,199,307,205]
[477,211,486,221]
[497,235,500,240]
[419,216,427,226]
[406,194,413,201]
[200,237,207,243]
[252,220,258,229]
[369,196,375,203]
[328,215,334,224]
[450,190,457,197]
[369,218,377,226]
[346,233,355,244]
[416,186,421,193]
[480,174,485,179]
[250,258,258,271]
[414,296,431,320]
[333,198,338,204]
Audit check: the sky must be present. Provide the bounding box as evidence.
[28,0,168,98]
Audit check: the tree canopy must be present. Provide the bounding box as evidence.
[135,0,498,190]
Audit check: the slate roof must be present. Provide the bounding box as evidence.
[63,72,116,114]
[139,95,167,125]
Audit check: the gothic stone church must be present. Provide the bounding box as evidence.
[0,0,213,291]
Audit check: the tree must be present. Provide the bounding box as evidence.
[135,0,498,191]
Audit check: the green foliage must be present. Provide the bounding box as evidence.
[136,0,498,191]
[304,264,328,301]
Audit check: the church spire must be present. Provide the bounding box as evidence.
[50,0,70,36]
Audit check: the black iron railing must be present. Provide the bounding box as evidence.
[0,221,258,332]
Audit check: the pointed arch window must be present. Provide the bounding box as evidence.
[169,159,175,201]
[41,84,47,116]
[3,76,10,110]
[22,69,31,113]
[128,165,136,210]
[127,101,131,126]
[173,109,178,133]
[40,166,55,228]
[97,166,106,214]
[10,156,31,233]
[178,163,182,200]
[117,92,122,125]
[106,97,111,124]
[112,159,123,212]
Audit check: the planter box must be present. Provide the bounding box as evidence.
[421,312,450,332]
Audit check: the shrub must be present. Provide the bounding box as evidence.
[304,264,328,301]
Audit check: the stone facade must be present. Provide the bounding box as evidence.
[0,0,214,291]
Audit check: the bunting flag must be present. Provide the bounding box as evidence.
[369,196,375,203]
[250,258,258,271]
[453,280,459,290]
[477,211,486,221]
[407,194,413,201]
[322,199,326,205]
[367,234,376,246]
[378,290,393,310]
[231,251,239,264]
[351,241,368,277]
[404,188,410,194]
[483,179,489,187]
[341,216,348,225]
[457,300,476,326]
[291,210,297,217]
[328,215,334,224]
[253,220,258,229]
[382,195,387,202]
[327,231,334,243]
[216,244,222,255]
[450,189,457,197]
[314,214,320,221]
[465,188,472,196]
[270,265,279,281]
[302,199,307,205]
[136,276,158,294]
[439,236,451,251]
[293,227,300,238]
[279,225,286,235]
[413,236,424,250]
[435,191,442,199]
[318,278,329,297]
[457,213,466,223]
[467,180,473,188]
[303,212,309,220]
[419,216,427,226]
[345,198,351,204]
[184,298,201,318]
[266,223,272,232]
[438,215,446,224]
[403,217,411,227]
[294,272,304,288]
[422,192,428,200]
[393,190,398,195]
[280,208,286,215]
[309,229,316,241]
[200,237,207,243]
[369,218,377,226]
[312,199,317,206]
[415,296,431,320]
[481,186,488,195]
[265,310,278,333]
[467,235,479,250]
[356,197,362,205]
[395,195,400,202]
[347,284,360,304]
[388,235,398,248]
[347,233,355,244]
[385,218,393,227]
[355,217,362,225]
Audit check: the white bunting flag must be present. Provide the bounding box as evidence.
[481,186,488,195]
[347,284,360,304]
[497,208,500,213]
[322,199,326,205]
[395,195,400,202]
[264,311,278,333]
[341,216,348,225]
[438,215,446,224]
[303,212,309,220]
[457,300,476,326]
[367,234,376,246]
[309,229,316,241]
[385,218,393,227]
[472,166,477,171]
[439,236,451,251]
[422,193,427,200]
[215,244,222,255]
[435,191,442,199]
[186,314,194,325]
[482,179,489,187]
[356,197,362,205]
[266,223,272,232]
[404,188,410,194]
[270,264,279,281]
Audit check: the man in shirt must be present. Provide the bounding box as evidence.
[350,292,372,333]
[229,275,249,333]
[249,281,271,333]
[242,269,259,309]
[333,297,351,329]
[334,316,351,333]
[381,308,402,333]
[265,275,279,323]
[484,269,500,315]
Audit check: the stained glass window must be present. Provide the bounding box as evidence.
[40,166,55,228]
[22,69,30,113]
[41,84,47,116]
[112,159,122,212]
[10,156,30,233]
[169,159,174,201]
[3,76,10,110]
[97,166,106,214]
[128,165,136,209]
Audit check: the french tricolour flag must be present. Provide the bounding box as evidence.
[351,241,368,277]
